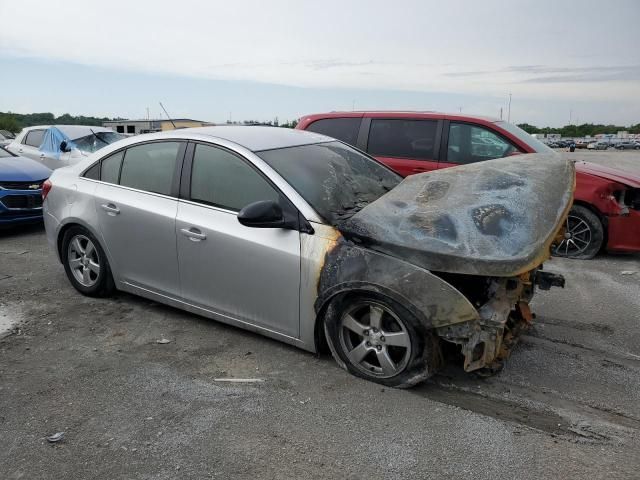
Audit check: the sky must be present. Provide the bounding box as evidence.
[0,0,639,127]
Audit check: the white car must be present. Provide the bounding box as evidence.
[6,125,125,170]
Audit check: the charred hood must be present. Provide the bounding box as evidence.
[337,154,575,277]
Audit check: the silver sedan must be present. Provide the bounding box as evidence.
[43,127,573,387]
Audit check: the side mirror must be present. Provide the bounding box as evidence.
[237,200,285,228]
[60,141,71,152]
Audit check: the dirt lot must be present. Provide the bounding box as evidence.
[1,151,640,480]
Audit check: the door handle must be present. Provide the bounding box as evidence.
[180,227,206,241]
[100,203,120,215]
[412,167,428,173]
[40,153,45,158]
[18,148,23,153]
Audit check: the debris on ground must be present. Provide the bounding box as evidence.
[620,271,637,275]
[156,338,171,344]
[46,432,65,443]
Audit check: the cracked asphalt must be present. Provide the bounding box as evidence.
[1,151,639,479]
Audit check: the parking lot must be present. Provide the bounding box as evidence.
[1,151,639,479]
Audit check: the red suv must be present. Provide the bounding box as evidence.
[297,111,640,258]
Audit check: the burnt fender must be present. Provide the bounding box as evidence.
[315,240,480,329]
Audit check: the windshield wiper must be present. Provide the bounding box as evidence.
[90,129,109,145]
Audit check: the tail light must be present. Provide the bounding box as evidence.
[42,179,52,200]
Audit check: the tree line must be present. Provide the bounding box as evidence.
[0,111,122,133]
[517,122,640,137]
[0,111,299,133]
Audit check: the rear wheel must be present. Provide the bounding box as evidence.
[324,294,440,388]
[554,205,604,259]
[62,226,115,297]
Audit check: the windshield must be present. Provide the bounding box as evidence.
[0,147,14,158]
[495,121,554,154]
[72,131,126,153]
[0,130,15,139]
[257,141,401,224]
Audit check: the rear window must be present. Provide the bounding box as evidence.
[306,118,362,146]
[367,119,438,160]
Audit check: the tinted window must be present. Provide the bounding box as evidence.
[306,118,362,146]
[101,151,124,184]
[120,142,180,195]
[447,123,517,164]
[84,163,100,180]
[24,129,45,148]
[367,119,437,160]
[190,144,279,211]
[257,141,400,224]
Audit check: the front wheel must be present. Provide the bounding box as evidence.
[324,294,440,388]
[61,226,115,297]
[553,205,604,259]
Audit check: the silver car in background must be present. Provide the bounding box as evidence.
[6,125,125,170]
[43,127,573,387]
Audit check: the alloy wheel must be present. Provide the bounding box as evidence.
[555,214,592,256]
[67,234,101,287]
[338,301,412,378]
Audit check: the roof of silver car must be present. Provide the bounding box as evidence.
[170,126,333,152]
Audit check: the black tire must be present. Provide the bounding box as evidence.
[553,205,604,259]
[61,226,115,297]
[324,293,441,388]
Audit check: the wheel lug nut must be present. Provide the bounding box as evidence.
[363,330,369,336]
[372,328,378,333]
[365,341,372,347]
[380,335,385,342]
[376,345,382,351]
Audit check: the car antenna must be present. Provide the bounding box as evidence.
[159,102,178,129]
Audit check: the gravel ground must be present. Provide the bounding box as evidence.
[1,152,639,479]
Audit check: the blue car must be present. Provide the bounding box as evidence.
[0,146,52,225]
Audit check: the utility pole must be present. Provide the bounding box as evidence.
[500,107,503,120]
[569,109,572,125]
[507,93,512,123]
[459,106,462,113]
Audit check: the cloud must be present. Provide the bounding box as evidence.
[0,0,639,104]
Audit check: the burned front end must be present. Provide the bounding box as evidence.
[434,269,564,372]
[323,154,575,373]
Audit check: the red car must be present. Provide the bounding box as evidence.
[297,111,640,258]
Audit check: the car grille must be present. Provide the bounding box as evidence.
[0,180,46,190]
[0,194,43,209]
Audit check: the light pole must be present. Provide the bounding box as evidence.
[507,93,512,123]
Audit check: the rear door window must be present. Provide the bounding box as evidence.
[306,118,362,146]
[119,142,181,195]
[367,119,437,159]
[446,123,517,164]
[23,129,45,148]
[190,144,279,212]
[101,151,124,184]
